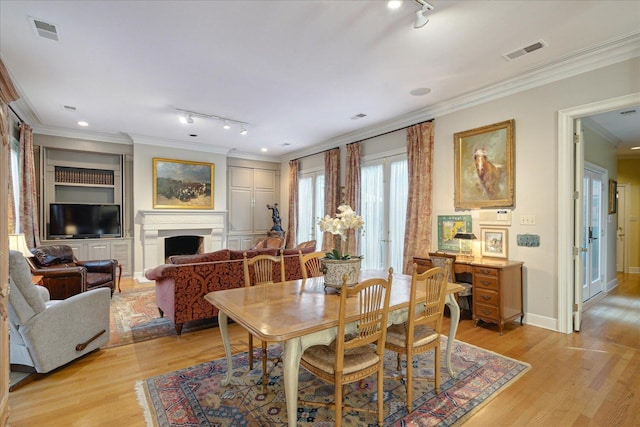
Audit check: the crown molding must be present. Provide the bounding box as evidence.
[32,124,133,145]
[281,32,640,162]
[128,134,230,155]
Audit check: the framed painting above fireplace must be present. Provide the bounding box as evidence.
[153,158,214,209]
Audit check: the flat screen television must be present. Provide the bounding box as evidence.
[49,203,121,239]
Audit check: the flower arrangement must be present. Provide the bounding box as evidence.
[317,204,364,260]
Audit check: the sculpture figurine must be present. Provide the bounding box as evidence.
[267,203,284,236]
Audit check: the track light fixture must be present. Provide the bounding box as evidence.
[177,108,248,134]
[413,0,434,29]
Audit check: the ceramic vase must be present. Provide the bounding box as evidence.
[320,258,362,289]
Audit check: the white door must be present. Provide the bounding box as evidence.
[616,184,626,273]
[582,165,605,302]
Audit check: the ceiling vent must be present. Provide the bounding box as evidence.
[620,109,637,116]
[503,40,547,61]
[29,17,60,42]
[351,113,367,120]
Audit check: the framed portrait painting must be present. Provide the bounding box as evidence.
[608,179,617,214]
[454,119,515,209]
[480,228,508,259]
[437,215,472,252]
[153,158,214,209]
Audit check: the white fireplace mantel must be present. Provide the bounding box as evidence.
[139,210,227,279]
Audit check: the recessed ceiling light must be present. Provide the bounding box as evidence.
[77,121,88,127]
[261,148,268,152]
[387,0,402,9]
[410,88,431,96]
[631,146,640,150]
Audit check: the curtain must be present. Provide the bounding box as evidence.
[19,123,40,248]
[403,121,435,274]
[322,148,340,252]
[344,142,361,256]
[286,159,299,248]
[1,58,20,236]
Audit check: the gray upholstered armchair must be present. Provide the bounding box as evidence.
[8,250,111,389]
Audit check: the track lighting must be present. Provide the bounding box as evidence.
[176,108,248,134]
[414,0,434,29]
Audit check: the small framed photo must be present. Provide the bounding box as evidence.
[480,228,508,259]
[437,215,472,252]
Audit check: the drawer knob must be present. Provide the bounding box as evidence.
[481,309,492,315]
[481,295,491,301]
[481,280,492,286]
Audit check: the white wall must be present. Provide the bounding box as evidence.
[281,56,640,332]
[132,143,228,278]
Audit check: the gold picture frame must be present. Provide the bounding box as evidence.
[480,227,508,259]
[608,179,617,214]
[153,158,214,209]
[454,119,515,209]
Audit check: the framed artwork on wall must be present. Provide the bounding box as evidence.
[153,158,214,209]
[437,215,472,252]
[454,119,515,209]
[608,179,617,214]
[480,227,508,259]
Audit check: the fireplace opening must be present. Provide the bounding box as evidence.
[164,235,204,262]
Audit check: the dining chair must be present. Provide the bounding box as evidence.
[385,261,449,412]
[299,251,325,279]
[429,251,473,314]
[243,252,285,393]
[299,268,393,427]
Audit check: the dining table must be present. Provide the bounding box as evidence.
[204,269,464,427]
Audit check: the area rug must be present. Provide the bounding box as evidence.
[107,288,216,348]
[137,337,530,426]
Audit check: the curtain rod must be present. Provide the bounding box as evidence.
[295,118,434,161]
[8,104,24,125]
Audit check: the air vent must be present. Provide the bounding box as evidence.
[351,113,367,120]
[62,105,77,112]
[503,40,547,61]
[29,17,60,42]
[620,109,637,115]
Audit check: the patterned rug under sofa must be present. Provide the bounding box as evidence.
[107,288,216,348]
[137,337,530,426]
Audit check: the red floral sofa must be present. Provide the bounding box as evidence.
[144,247,314,334]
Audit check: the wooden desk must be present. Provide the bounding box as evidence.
[205,270,464,427]
[414,256,524,335]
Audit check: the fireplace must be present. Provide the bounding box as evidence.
[164,235,204,262]
[139,210,227,280]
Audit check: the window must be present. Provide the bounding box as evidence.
[297,170,325,248]
[360,153,408,271]
[9,134,21,231]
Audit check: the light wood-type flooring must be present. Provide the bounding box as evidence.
[6,274,640,426]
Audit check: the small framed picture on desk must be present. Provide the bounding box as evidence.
[480,228,508,259]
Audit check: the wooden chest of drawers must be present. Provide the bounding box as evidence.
[472,262,524,335]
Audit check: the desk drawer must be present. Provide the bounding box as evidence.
[474,266,498,277]
[474,274,499,291]
[475,303,499,320]
[475,288,498,306]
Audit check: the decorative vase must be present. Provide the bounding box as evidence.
[320,258,362,289]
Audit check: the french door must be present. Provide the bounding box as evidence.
[360,153,407,272]
[582,164,605,302]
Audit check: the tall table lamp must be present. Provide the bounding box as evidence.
[8,233,33,258]
[453,232,477,260]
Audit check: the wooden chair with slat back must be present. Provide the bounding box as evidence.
[242,252,285,393]
[429,251,473,313]
[385,261,449,412]
[299,268,393,427]
[299,251,325,279]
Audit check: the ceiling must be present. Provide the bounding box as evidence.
[1,1,639,160]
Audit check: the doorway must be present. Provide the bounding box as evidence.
[616,183,628,273]
[558,92,640,334]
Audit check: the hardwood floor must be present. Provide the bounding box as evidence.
[7,274,640,426]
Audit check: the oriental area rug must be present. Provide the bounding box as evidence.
[107,288,216,348]
[137,338,530,426]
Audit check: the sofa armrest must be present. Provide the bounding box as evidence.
[30,265,86,278]
[76,259,117,273]
[18,288,111,373]
[145,264,174,281]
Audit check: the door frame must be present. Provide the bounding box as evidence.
[582,162,607,303]
[616,183,630,274]
[558,92,640,334]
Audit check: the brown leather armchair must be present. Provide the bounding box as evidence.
[27,245,118,299]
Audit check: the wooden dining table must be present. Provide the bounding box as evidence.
[205,270,464,427]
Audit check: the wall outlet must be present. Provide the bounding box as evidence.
[520,215,536,225]
[517,234,540,247]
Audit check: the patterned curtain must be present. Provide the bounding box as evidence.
[403,121,435,274]
[344,142,361,256]
[286,159,299,249]
[322,148,341,252]
[4,106,15,235]
[19,123,40,248]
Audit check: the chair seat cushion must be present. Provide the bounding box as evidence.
[302,341,379,375]
[86,272,112,287]
[385,323,439,348]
